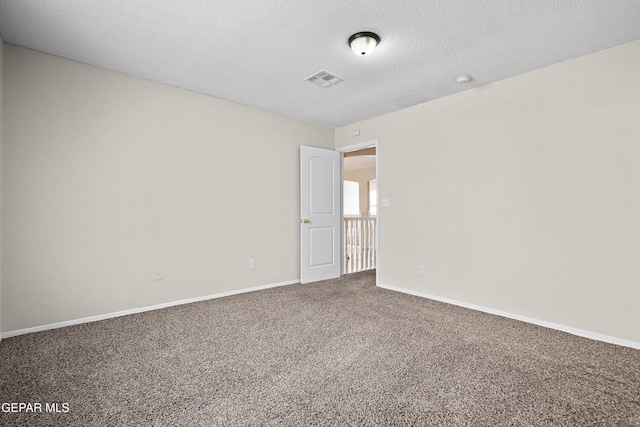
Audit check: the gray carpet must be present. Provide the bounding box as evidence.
[1,270,639,426]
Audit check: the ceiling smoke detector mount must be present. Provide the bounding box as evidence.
[456,74,472,84]
[348,32,380,56]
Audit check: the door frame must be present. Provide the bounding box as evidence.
[337,139,380,285]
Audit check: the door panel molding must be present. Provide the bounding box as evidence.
[300,146,341,284]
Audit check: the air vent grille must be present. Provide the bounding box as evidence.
[305,70,344,88]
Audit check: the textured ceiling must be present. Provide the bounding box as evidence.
[1,1,640,128]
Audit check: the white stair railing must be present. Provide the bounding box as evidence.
[344,216,376,274]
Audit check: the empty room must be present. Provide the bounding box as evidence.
[1,1,639,426]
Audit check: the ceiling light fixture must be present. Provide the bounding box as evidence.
[348,32,380,56]
[456,74,472,83]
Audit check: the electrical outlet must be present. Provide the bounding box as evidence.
[249,258,256,270]
[418,265,424,276]
[154,269,163,281]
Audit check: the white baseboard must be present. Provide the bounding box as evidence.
[1,279,300,339]
[377,282,640,350]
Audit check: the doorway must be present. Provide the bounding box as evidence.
[300,140,379,284]
[340,142,379,275]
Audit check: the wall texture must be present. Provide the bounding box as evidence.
[2,45,333,332]
[336,40,640,344]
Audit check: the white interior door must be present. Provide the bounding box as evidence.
[300,145,341,284]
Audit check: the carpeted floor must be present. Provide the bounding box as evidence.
[1,270,639,426]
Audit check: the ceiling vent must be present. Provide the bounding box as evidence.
[305,70,344,88]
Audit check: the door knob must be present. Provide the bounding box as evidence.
[302,219,310,224]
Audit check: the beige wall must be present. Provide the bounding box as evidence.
[336,40,640,343]
[2,45,333,332]
[344,167,376,216]
[3,38,640,344]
